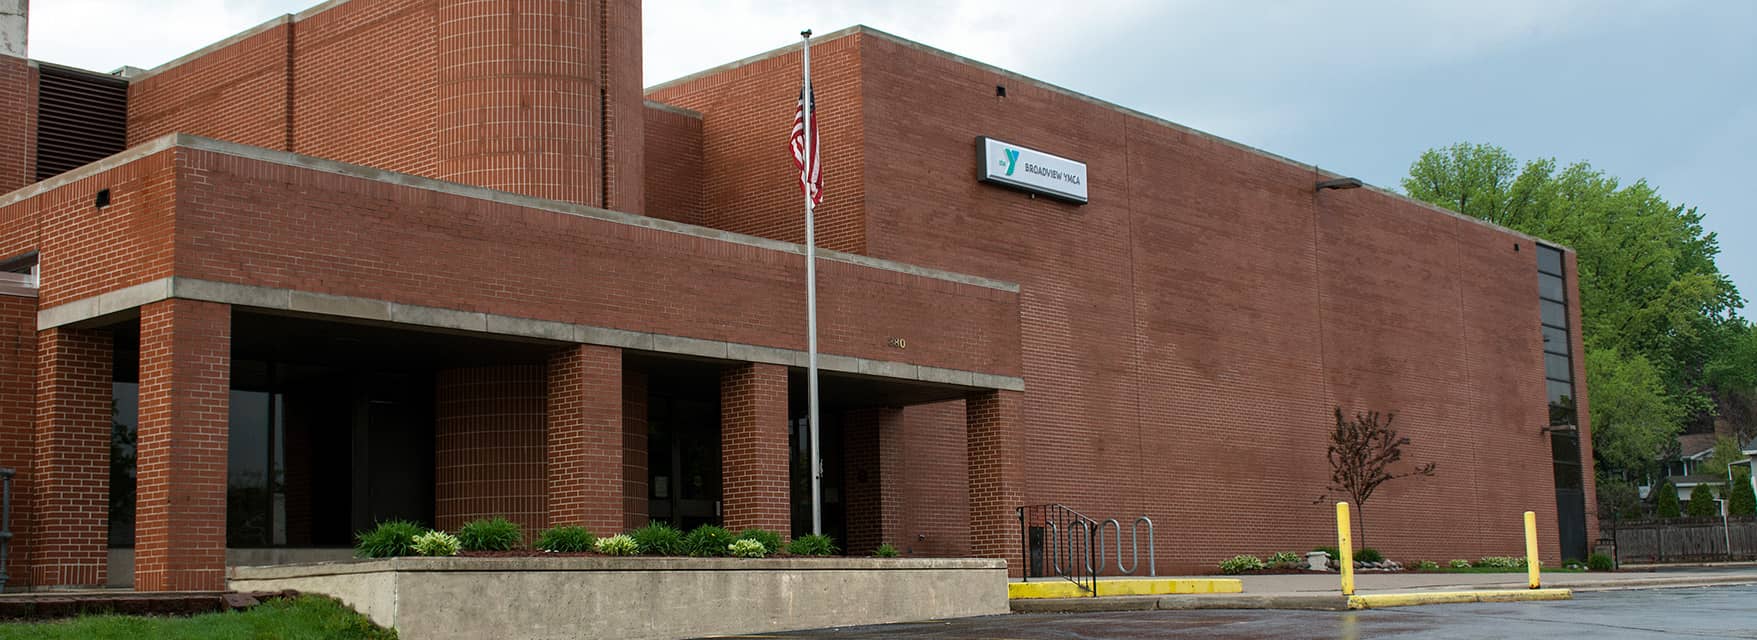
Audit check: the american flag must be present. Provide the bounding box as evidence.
[791,87,822,205]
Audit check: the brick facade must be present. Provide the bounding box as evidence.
[719,363,789,534]
[435,366,548,536]
[127,0,643,211]
[642,103,704,226]
[621,369,649,531]
[654,29,1593,569]
[546,345,626,537]
[31,326,110,587]
[134,299,230,592]
[0,55,30,191]
[966,390,1022,571]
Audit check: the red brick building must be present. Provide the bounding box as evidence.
[0,0,1593,591]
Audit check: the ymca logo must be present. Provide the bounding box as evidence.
[1002,148,1021,176]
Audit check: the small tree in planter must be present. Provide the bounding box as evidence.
[1321,408,1435,549]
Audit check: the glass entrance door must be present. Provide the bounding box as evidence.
[648,396,721,530]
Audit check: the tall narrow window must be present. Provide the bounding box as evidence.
[1538,244,1586,559]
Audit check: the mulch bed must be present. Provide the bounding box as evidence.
[0,589,301,621]
[455,550,811,559]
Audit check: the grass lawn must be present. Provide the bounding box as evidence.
[0,595,395,640]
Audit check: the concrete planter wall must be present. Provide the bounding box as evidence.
[229,556,1009,640]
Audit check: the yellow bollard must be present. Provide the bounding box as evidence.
[1524,511,1540,589]
[1337,502,1354,596]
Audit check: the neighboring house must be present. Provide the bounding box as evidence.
[1641,433,1719,501]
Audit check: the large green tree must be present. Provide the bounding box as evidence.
[1404,143,1745,475]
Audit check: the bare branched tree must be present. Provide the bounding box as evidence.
[1323,408,1436,549]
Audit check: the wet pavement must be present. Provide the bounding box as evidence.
[722,584,1757,639]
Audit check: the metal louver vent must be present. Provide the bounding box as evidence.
[35,62,128,181]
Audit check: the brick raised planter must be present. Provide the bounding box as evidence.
[228,556,1009,640]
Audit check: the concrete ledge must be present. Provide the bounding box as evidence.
[229,557,1009,640]
[1008,578,1242,599]
[1346,589,1572,610]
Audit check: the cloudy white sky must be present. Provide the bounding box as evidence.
[26,0,1757,302]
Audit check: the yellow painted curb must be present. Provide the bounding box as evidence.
[1009,578,1243,599]
[1347,589,1572,609]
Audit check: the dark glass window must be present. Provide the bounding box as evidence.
[1545,353,1573,382]
[1539,272,1565,302]
[1543,326,1570,355]
[1541,300,1568,328]
[108,382,139,547]
[1538,246,1564,275]
[227,360,285,547]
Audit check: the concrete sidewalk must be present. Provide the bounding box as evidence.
[1009,567,1757,612]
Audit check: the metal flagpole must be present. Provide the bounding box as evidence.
[801,29,823,537]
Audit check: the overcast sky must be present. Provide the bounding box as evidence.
[27,0,1757,304]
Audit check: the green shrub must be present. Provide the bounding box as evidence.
[1449,559,1472,569]
[411,530,461,557]
[684,525,737,557]
[594,534,640,556]
[1475,556,1527,569]
[1219,555,1265,574]
[786,534,839,556]
[737,528,785,554]
[1313,546,1340,559]
[457,517,525,551]
[356,520,424,558]
[728,539,768,558]
[1655,481,1683,518]
[1354,548,1384,563]
[1687,483,1720,517]
[1418,560,1440,571]
[630,521,685,555]
[535,525,597,553]
[1267,551,1301,567]
[1730,470,1757,516]
[873,543,900,558]
[1587,552,1615,571]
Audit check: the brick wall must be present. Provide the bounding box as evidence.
[434,365,547,536]
[0,55,31,191]
[31,326,109,587]
[167,146,1018,376]
[719,363,789,534]
[966,390,1022,571]
[125,0,642,211]
[545,345,625,537]
[642,103,705,226]
[134,299,230,592]
[0,149,177,309]
[665,29,1588,570]
[897,401,969,557]
[645,33,867,253]
[0,295,33,584]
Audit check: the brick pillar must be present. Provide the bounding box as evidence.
[720,363,789,533]
[967,390,1023,573]
[843,407,905,555]
[434,366,547,535]
[135,299,230,592]
[621,369,648,531]
[32,326,112,588]
[0,296,36,586]
[546,345,624,536]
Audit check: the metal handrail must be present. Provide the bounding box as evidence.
[1018,504,1100,595]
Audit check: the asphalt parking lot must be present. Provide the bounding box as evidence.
[720,584,1757,639]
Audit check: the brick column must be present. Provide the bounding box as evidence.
[32,326,112,587]
[720,363,789,534]
[546,345,624,536]
[135,299,230,592]
[967,390,1023,572]
[844,407,905,555]
[0,296,37,586]
[435,366,547,535]
[621,369,649,531]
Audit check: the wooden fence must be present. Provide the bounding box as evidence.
[1609,516,1757,564]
